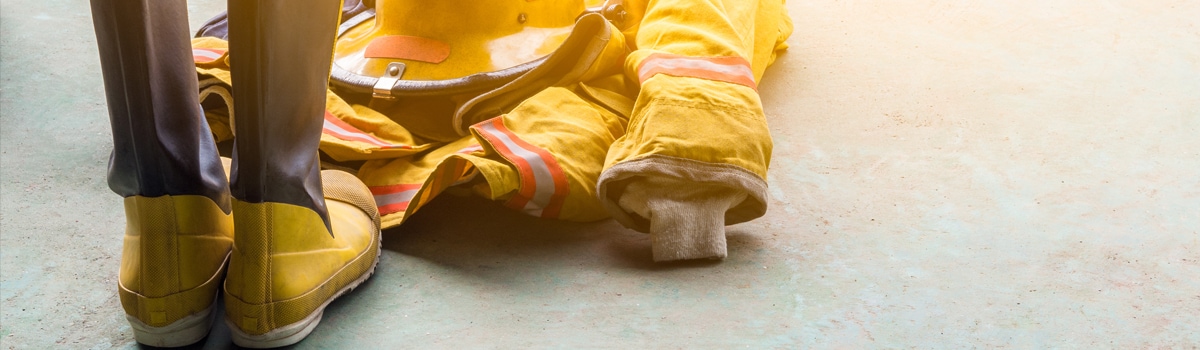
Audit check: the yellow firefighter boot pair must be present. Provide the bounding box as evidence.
[223,169,382,348]
[117,168,379,348]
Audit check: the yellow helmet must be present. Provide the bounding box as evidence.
[334,0,599,81]
[329,0,627,141]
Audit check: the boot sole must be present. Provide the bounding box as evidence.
[125,294,219,347]
[121,252,230,347]
[227,229,382,348]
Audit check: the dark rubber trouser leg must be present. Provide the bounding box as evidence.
[91,0,231,211]
[226,0,343,229]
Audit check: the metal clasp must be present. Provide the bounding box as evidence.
[373,62,406,100]
[583,0,628,29]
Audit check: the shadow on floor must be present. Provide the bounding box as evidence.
[379,194,767,272]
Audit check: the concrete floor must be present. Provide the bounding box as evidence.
[2,0,1198,348]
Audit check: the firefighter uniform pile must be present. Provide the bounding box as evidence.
[191,0,793,261]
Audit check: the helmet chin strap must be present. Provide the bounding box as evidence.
[452,13,621,135]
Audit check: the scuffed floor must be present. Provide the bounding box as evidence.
[2,0,1197,348]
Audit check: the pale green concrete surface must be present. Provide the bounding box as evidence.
[2,0,1198,348]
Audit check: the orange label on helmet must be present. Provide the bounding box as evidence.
[364,35,451,64]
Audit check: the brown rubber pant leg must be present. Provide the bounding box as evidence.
[226,0,344,229]
[90,0,231,212]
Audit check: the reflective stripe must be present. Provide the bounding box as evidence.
[192,48,225,64]
[457,144,485,154]
[473,118,569,219]
[370,183,421,215]
[637,53,757,90]
[322,111,412,149]
[411,159,473,213]
[372,158,476,219]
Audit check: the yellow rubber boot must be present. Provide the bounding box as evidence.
[117,194,234,347]
[223,170,381,348]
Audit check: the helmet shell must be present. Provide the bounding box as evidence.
[334,0,594,81]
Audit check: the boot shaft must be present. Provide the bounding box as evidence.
[91,0,230,209]
[225,0,344,229]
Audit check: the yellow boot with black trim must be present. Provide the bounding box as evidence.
[223,170,382,348]
[220,1,379,346]
[95,0,239,339]
[117,194,233,347]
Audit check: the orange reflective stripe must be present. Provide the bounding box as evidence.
[418,159,467,208]
[472,117,569,219]
[192,48,225,64]
[322,111,412,150]
[457,144,485,155]
[637,53,757,90]
[370,183,420,215]
[373,158,476,219]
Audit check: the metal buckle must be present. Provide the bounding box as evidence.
[583,0,628,29]
[372,62,406,100]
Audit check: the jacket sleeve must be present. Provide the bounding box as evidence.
[597,0,793,261]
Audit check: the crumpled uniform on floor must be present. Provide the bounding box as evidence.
[190,0,793,261]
